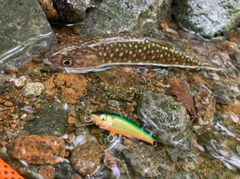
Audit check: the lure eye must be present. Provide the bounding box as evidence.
[62,57,73,67]
[101,118,106,121]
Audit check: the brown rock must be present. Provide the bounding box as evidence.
[70,136,102,176]
[68,116,76,124]
[194,91,215,124]
[71,173,83,179]
[0,98,5,103]
[37,0,59,21]
[7,135,66,164]
[4,101,14,107]
[38,165,55,179]
[43,73,87,104]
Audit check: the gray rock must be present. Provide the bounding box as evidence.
[108,99,120,108]
[211,83,231,105]
[53,0,96,23]
[21,82,44,98]
[173,0,240,38]
[166,133,193,162]
[115,143,167,178]
[54,162,74,179]
[137,91,191,145]
[0,0,57,73]
[79,0,172,36]
[20,103,68,136]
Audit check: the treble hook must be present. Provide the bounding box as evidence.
[107,134,118,143]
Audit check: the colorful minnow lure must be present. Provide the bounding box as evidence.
[90,112,156,145]
[0,158,24,179]
[44,34,222,73]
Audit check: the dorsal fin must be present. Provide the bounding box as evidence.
[146,37,174,49]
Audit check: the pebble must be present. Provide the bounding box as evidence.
[108,100,120,108]
[0,98,5,103]
[43,73,87,104]
[13,76,27,88]
[70,135,102,176]
[4,101,13,107]
[71,173,82,179]
[21,82,44,98]
[38,165,55,179]
[7,135,66,164]
[155,81,166,88]
[68,116,76,124]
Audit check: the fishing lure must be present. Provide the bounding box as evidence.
[89,112,156,145]
[44,34,222,73]
[0,158,24,179]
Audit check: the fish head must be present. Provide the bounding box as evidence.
[44,42,102,73]
[90,112,115,129]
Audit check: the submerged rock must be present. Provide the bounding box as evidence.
[79,0,172,36]
[173,0,240,38]
[43,73,87,104]
[53,0,96,23]
[115,143,167,178]
[7,135,66,164]
[21,103,68,136]
[0,0,57,73]
[137,91,191,145]
[54,162,74,179]
[211,83,231,105]
[21,82,44,98]
[70,135,102,176]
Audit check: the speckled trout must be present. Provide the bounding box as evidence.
[44,34,222,73]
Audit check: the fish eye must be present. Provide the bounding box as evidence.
[101,118,106,121]
[62,57,73,67]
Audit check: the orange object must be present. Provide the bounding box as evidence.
[0,158,24,179]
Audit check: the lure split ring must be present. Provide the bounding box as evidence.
[84,115,92,122]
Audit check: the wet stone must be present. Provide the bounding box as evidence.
[54,162,74,179]
[194,90,215,124]
[38,165,55,179]
[21,103,68,136]
[166,133,193,162]
[211,83,231,105]
[0,0,57,73]
[43,73,87,104]
[108,99,120,108]
[137,91,190,145]
[53,0,95,23]
[21,82,44,98]
[115,143,167,178]
[79,0,171,36]
[70,135,102,176]
[13,76,27,88]
[37,0,59,21]
[173,0,240,38]
[7,135,66,164]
